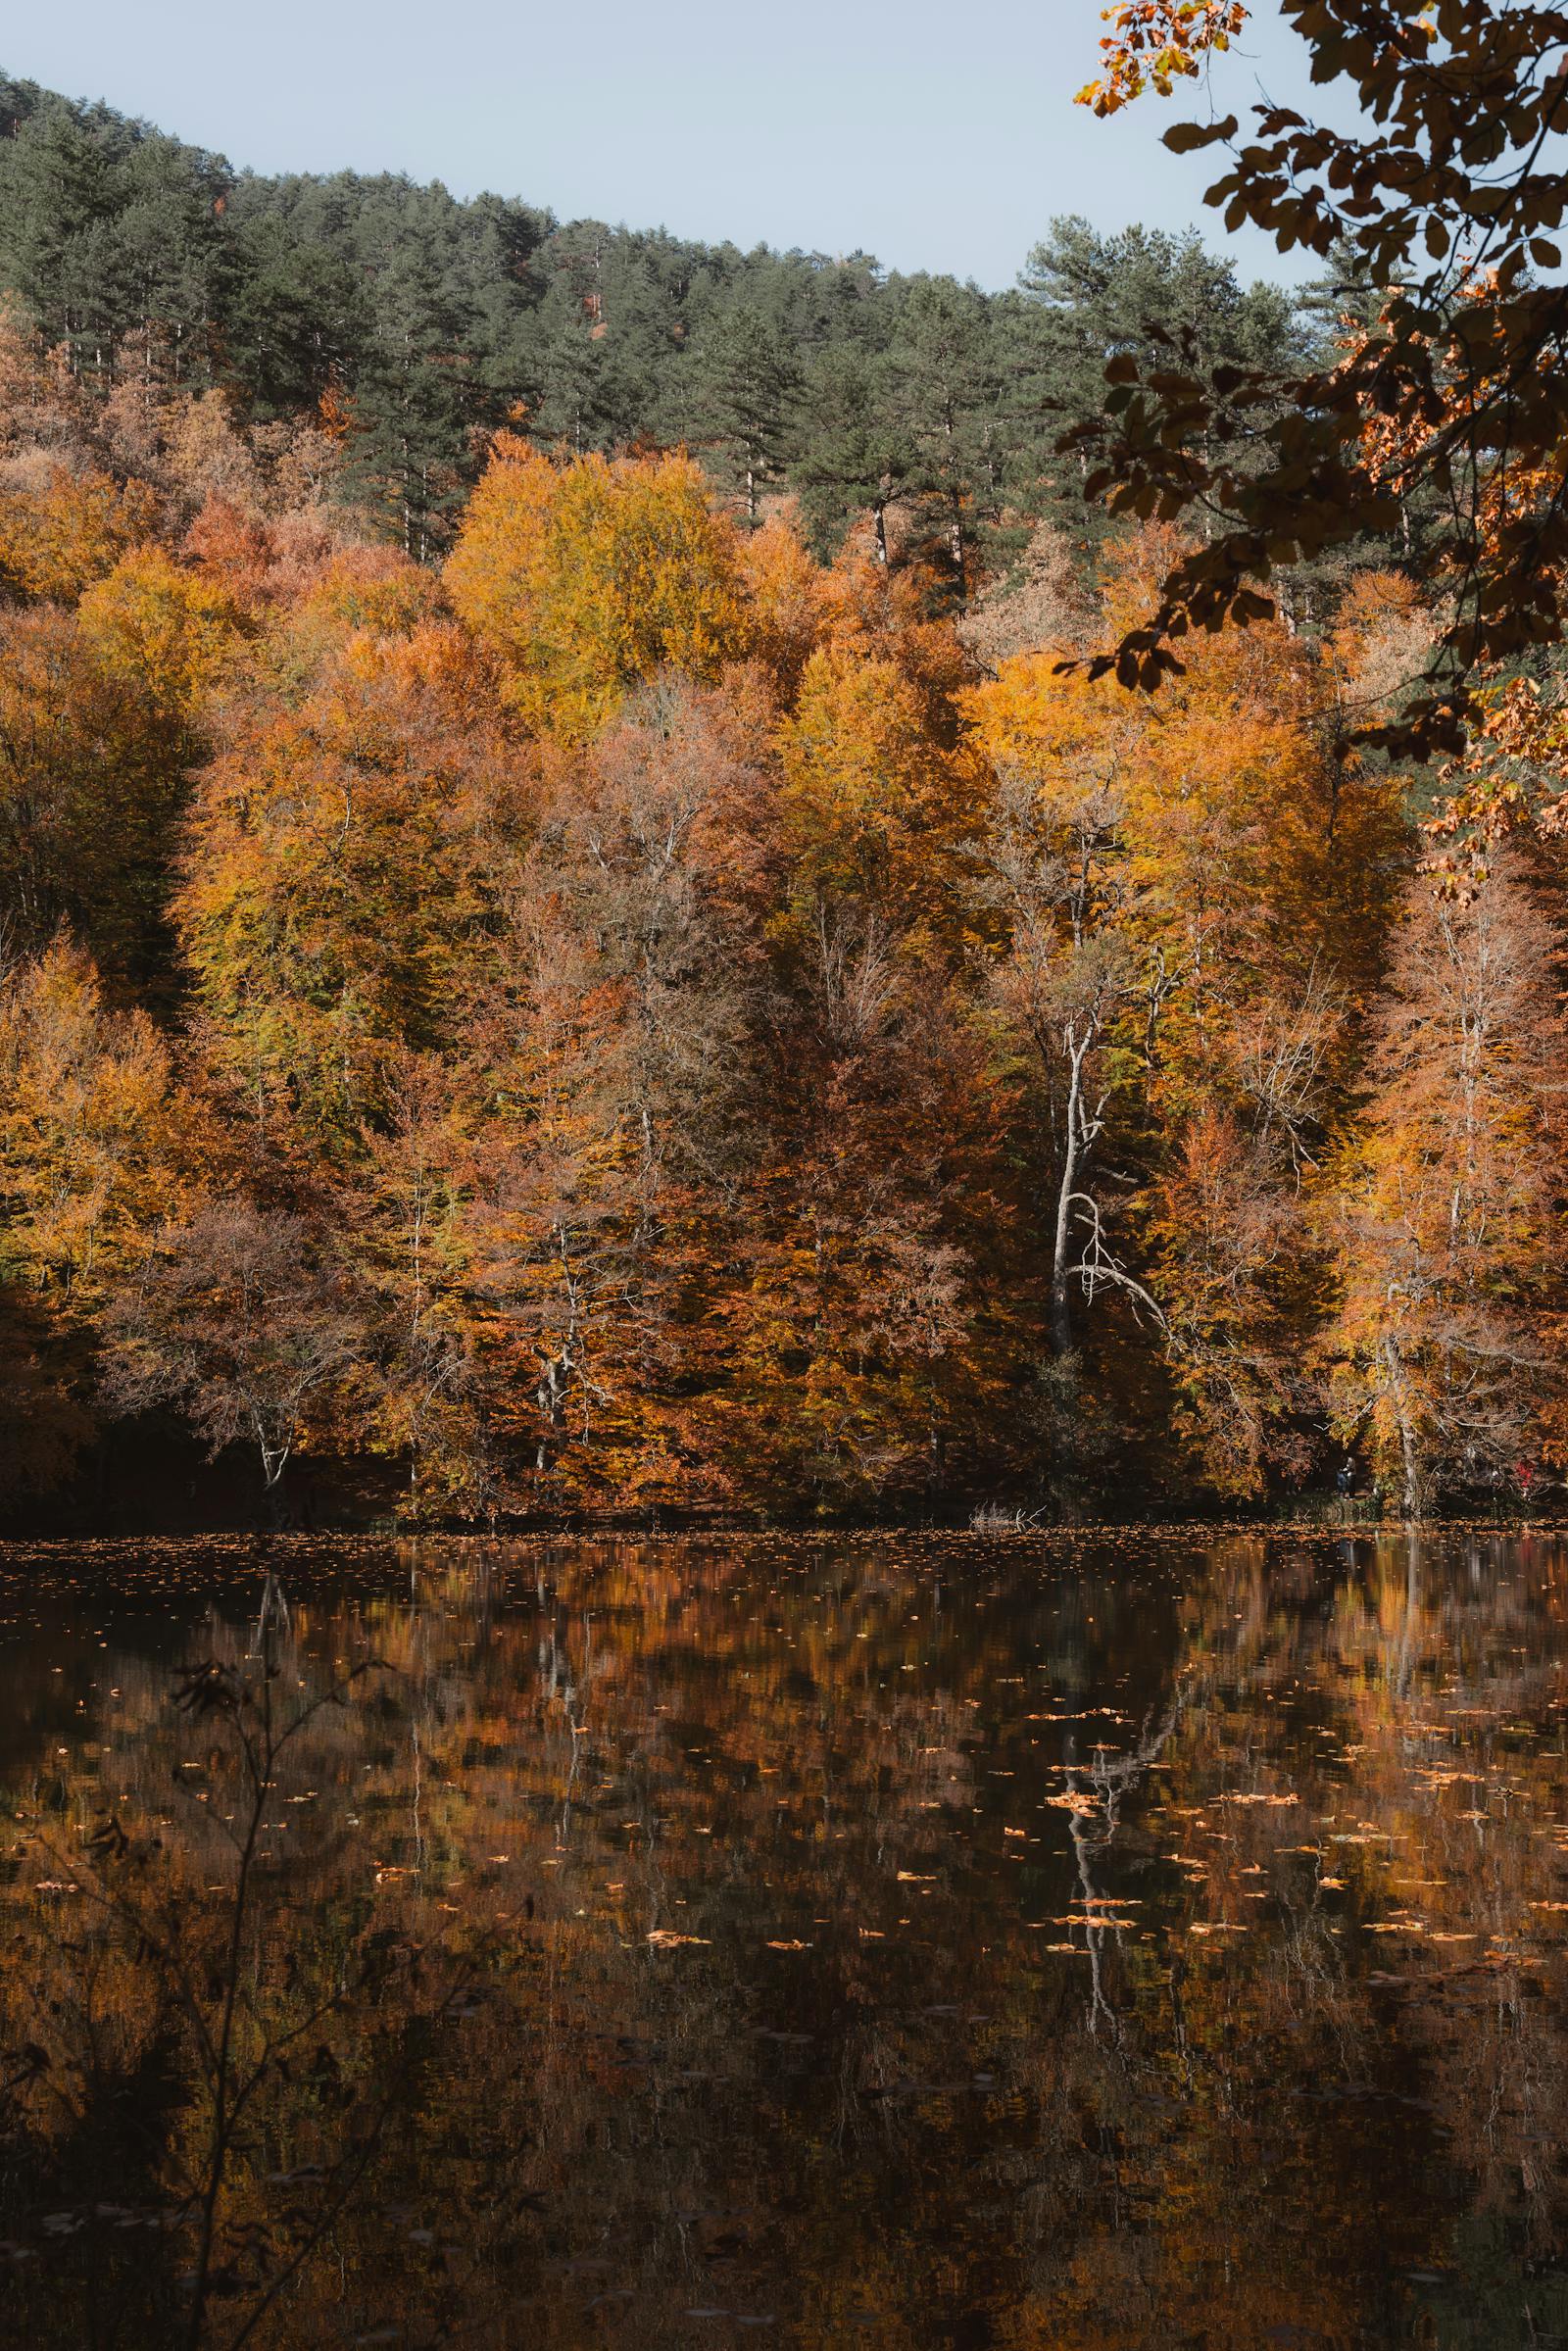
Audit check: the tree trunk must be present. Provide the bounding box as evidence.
[1382,1333,1423,1517]
[1051,1032,1090,1356]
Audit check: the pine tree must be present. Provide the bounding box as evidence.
[795,347,911,563]
[674,304,800,523]
[884,274,1000,598]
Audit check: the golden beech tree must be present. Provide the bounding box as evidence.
[0,597,213,992]
[1097,535,1404,1092]
[734,509,828,704]
[1138,950,1352,1498]
[779,643,984,951]
[0,543,241,989]
[1141,1104,1327,1494]
[0,465,160,605]
[965,650,1148,1360]
[812,537,972,732]
[1115,590,1405,1497]
[338,1054,489,1522]
[174,605,514,1147]
[300,543,449,639]
[74,541,242,712]
[445,436,750,744]
[464,962,657,1506]
[461,842,684,1508]
[0,936,178,1314]
[1324,568,1437,734]
[0,607,146,970]
[181,496,351,621]
[463,683,772,1507]
[180,495,285,616]
[0,936,185,1485]
[1327,851,1568,1508]
[966,538,1406,1492]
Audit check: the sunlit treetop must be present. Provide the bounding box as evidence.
[445,436,749,746]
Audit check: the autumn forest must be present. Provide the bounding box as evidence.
[2,53,1565,1532]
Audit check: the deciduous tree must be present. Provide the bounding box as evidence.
[105,1200,359,1514]
[445,437,749,744]
[1327,853,1568,1507]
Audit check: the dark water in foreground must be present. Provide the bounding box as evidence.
[3,1530,1568,2348]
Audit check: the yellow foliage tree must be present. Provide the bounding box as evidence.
[75,542,242,713]
[780,643,984,948]
[174,617,512,1147]
[964,541,1405,1487]
[734,507,826,703]
[0,464,159,604]
[0,935,179,1329]
[0,597,215,986]
[445,436,749,743]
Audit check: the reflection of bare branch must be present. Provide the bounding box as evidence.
[1057,1691,1185,2039]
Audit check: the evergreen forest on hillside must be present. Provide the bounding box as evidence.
[0,72,1310,563]
[2,67,1565,1530]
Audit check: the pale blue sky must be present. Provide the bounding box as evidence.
[5,1,1316,290]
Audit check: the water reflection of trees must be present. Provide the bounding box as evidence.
[2,1532,1568,2344]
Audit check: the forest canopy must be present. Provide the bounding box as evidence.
[2,63,1568,1530]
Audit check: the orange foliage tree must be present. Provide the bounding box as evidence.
[0,937,182,1480]
[174,584,513,1147]
[1327,851,1568,1508]
[966,533,1406,1494]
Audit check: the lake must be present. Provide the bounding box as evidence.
[2,1528,1566,2347]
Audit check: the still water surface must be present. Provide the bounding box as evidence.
[2,1529,1567,2347]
